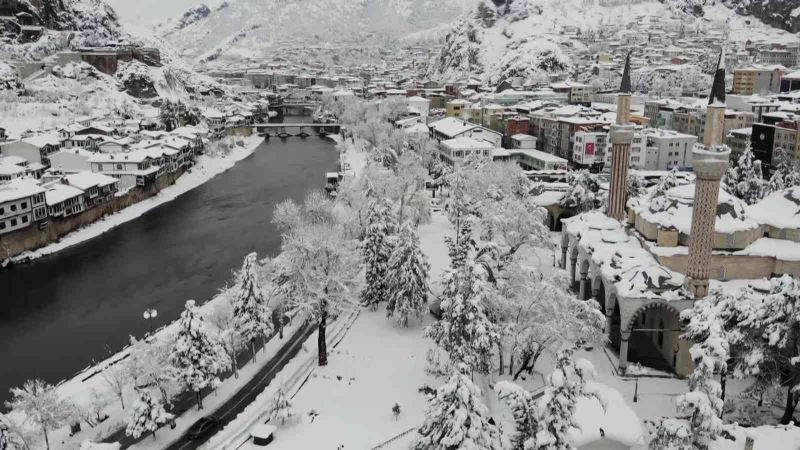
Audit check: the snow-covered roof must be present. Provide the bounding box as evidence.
[634,184,760,235]
[64,172,118,190]
[45,183,84,205]
[21,133,62,148]
[511,133,536,141]
[747,186,800,230]
[441,137,495,150]
[0,163,25,176]
[0,179,44,203]
[428,117,478,138]
[403,123,430,135]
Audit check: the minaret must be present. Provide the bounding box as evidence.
[684,49,730,299]
[606,51,634,221]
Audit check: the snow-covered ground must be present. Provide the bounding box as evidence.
[9,135,262,265]
[260,212,453,450]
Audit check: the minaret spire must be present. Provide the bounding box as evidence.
[607,50,635,221]
[708,48,726,106]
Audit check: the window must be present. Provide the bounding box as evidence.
[0,207,3,215]
[21,202,27,209]
[10,218,17,226]
[116,164,123,170]
[10,204,16,212]
[0,221,4,230]
[21,216,27,223]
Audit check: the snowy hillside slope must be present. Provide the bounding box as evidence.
[430,0,798,84]
[159,0,479,61]
[8,0,122,46]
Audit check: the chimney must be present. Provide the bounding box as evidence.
[607,50,634,221]
[685,49,730,299]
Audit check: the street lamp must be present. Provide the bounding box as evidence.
[633,362,642,403]
[143,308,158,336]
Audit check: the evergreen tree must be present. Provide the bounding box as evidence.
[652,167,684,198]
[766,147,800,194]
[170,300,231,410]
[360,200,397,310]
[385,223,430,327]
[531,351,599,450]
[412,364,504,450]
[232,252,274,362]
[269,389,293,425]
[444,219,474,271]
[627,173,647,198]
[425,262,500,375]
[495,381,539,450]
[125,389,173,440]
[727,143,766,205]
[560,170,601,212]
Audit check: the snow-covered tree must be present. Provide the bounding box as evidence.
[494,268,605,379]
[170,300,231,410]
[560,170,602,212]
[385,223,430,327]
[232,252,274,362]
[126,335,175,409]
[766,147,800,194]
[102,364,129,411]
[680,277,800,426]
[360,199,397,310]
[274,192,360,366]
[412,364,504,450]
[269,389,293,425]
[476,195,551,269]
[426,262,500,375]
[627,173,647,198]
[4,379,76,450]
[206,297,246,379]
[495,380,539,450]
[652,167,686,198]
[673,322,728,448]
[496,351,600,450]
[648,418,693,450]
[125,389,173,440]
[0,413,31,450]
[725,143,766,205]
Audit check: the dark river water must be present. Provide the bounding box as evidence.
[0,122,338,402]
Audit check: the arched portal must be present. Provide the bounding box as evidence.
[623,302,685,374]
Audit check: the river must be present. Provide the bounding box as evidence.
[0,122,338,402]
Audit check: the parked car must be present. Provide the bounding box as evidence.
[187,416,220,440]
[250,424,277,446]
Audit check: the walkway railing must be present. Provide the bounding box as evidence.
[370,427,418,450]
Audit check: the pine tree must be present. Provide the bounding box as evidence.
[386,223,430,327]
[412,364,504,450]
[728,143,766,205]
[627,173,647,198]
[444,219,474,271]
[269,388,293,425]
[232,252,274,362]
[125,389,173,440]
[531,351,599,450]
[170,300,231,410]
[360,200,397,310]
[560,170,600,212]
[496,381,539,450]
[653,167,684,198]
[766,147,800,195]
[425,263,500,375]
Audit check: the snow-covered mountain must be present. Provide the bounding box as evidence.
[157,0,479,61]
[430,0,797,84]
[9,0,122,46]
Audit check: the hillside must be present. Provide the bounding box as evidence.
[157,0,479,62]
[429,0,797,84]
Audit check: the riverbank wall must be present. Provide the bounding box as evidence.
[0,169,185,262]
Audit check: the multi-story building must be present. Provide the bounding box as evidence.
[732,65,784,95]
[550,81,594,105]
[438,137,495,165]
[0,179,46,235]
